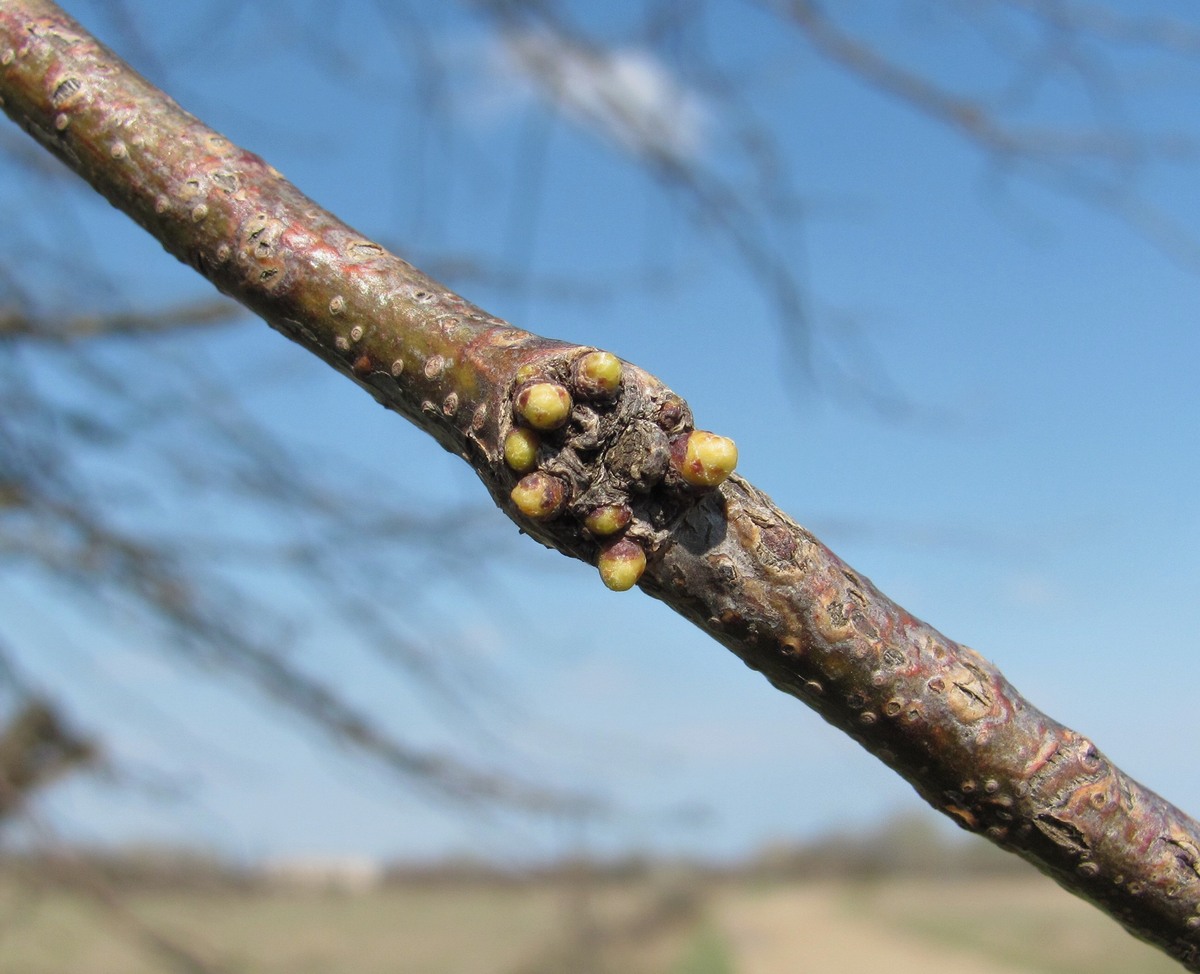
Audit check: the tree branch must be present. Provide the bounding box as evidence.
[765,0,1200,271]
[2,1,1198,966]
[0,297,242,341]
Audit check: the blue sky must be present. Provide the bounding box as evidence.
[3,0,1198,864]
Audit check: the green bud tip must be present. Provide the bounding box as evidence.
[514,363,543,386]
[597,538,647,592]
[503,428,540,473]
[510,472,568,521]
[573,351,623,399]
[515,382,573,431]
[671,430,738,488]
[584,503,633,537]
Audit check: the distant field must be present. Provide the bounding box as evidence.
[0,873,1182,973]
[717,878,1181,974]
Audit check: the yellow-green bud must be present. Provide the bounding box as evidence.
[583,503,632,537]
[515,382,573,430]
[597,538,646,592]
[510,472,568,520]
[573,351,623,399]
[514,363,543,386]
[671,430,738,488]
[503,428,540,472]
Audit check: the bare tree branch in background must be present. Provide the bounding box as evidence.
[7,848,239,974]
[0,298,239,341]
[450,0,1200,421]
[0,698,96,820]
[0,81,569,812]
[767,0,1200,267]
[472,0,821,384]
[0,307,569,806]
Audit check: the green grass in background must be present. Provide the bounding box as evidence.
[669,925,736,974]
[0,873,1186,974]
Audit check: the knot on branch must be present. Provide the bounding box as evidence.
[500,348,737,591]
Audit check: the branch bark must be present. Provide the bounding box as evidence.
[2,1,1198,966]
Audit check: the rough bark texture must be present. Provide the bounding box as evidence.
[2,1,1199,966]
